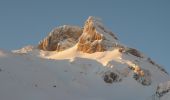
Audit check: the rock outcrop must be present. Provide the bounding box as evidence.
[77,16,118,53]
[38,25,82,51]
[38,16,122,53]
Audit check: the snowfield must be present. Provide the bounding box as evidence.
[0,46,169,100]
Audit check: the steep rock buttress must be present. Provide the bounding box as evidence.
[77,16,118,53]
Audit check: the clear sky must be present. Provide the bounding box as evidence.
[0,0,170,72]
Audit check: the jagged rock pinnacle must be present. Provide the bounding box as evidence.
[38,16,119,53]
[77,16,118,53]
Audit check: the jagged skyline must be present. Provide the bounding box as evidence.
[0,0,170,73]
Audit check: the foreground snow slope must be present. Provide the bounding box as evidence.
[0,47,169,100]
[161,92,170,100]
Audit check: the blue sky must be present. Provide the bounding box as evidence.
[0,0,170,72]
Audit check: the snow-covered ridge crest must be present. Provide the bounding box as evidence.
[35,16,169,76]
[12,45,35,54]
[13,16,169,77]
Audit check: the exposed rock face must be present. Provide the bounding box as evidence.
[38,16,121,53]
[103,71,121,84]
[38,25,82,51]
[125,48,143,58]
[77,16,118,53]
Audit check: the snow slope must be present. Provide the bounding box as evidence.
[0,45,169,100]
[37,44,169,84]
[161,92,170,100]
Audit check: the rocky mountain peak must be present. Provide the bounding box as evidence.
[77,16,119,53]
[38,16,120,53]
[83,16,118,41]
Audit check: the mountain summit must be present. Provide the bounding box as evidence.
[77,16,118,53]
[38,16,119,53]
[0,16,170,100]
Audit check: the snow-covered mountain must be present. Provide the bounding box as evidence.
[0,16,170,100]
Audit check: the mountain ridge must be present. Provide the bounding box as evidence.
[0,16,170,100]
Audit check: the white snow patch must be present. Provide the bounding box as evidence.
[12,45,35,54]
